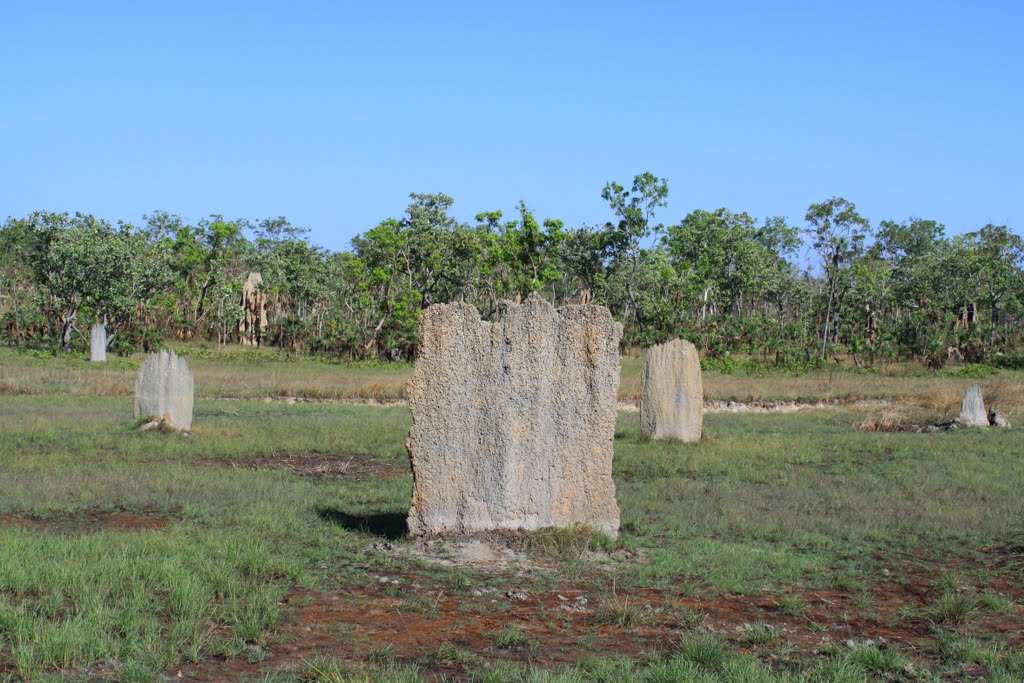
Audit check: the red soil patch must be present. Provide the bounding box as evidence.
[0,509,174,534]
[174,547,1024,682]
[208,452,407,480]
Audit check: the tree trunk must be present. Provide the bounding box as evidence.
[61,311,77,352]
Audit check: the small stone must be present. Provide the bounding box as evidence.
[506,590,528,601]
[560,599,589,613]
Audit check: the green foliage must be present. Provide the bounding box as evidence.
[2,181,1023,364]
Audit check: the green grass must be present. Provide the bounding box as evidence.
[613,409,1023,594]
[492,623,531,650]
[0,395,412,680]
[592,596,649,628]
[1,351,1023,680]
[932,591,981,626]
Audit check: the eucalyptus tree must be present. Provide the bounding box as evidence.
[557,226,604,306]
[167,214,249,337]
[400,192,464,309]
[804,197,871,358]
[601,172,669,330]
[0,216,39,343]
[664,208,774,322]
[21,212,168,351]
[499,202,565,302]
[872,218,945,356]
[250,217,335,348]
[349,217,421,357]
[967,224,1024,348]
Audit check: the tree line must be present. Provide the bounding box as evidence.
[2,173,1023,369]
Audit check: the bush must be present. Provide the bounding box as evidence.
[991,351,1024,370]
[701,355,739,375]
[956,363,1000,379]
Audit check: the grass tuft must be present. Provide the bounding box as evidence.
[932,591,980,626]
[492,623,532,651]
[524,524,611,562]
[593,596,649,629]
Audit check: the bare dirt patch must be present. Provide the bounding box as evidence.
[0,509,174,534]
[982,535,1024,571]
[616,398,893,413]
[262,395,896,415]
[173,547,1024,682]
[207,451,408,481]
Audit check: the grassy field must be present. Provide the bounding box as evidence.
[3,346,1022,417]
[0,348,1022,681]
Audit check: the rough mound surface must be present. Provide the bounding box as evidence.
[90,324,106,362]
[958,384,989,427]
[640,338,703,442]
[134,349,194,431]
[407,295,622,537]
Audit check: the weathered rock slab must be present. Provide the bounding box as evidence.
[134,350,194,431]
[90,324,107,362]
[407,295,622,538]
[640,338,703,442]
[957,385,989,427]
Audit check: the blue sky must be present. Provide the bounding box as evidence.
[1,1,1021,252]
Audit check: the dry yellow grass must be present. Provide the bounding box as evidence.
[2,347,1022,414]
[854,411,910,432]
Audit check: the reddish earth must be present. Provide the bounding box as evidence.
[207,451,407,480]
[176,548,1024,682]
[0,509,174,533]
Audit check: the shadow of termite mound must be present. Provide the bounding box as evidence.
[317,508,408,540]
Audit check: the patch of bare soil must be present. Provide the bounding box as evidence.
[173,547,1024,682]
[706,398,891,413]
[615,398,892,413]
[208,452,408,480]
[982,535,1024,571]
[263,396,895,414]
[0,509,174,534]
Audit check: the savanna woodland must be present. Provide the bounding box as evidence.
[2,174,1024,682]
[3,173,1023,369]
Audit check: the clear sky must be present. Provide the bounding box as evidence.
[1,1,1021,252]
